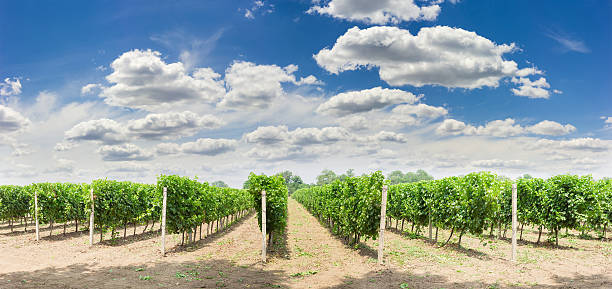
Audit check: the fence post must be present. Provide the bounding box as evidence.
[511,183,517,262]
[89,188,94,246]
[35,190,39,241]
[378,185,388,265]
[161,187,167,256]
[261,190,267,263]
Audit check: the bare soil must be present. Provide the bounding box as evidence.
[0,199,610,288]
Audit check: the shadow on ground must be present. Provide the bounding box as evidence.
[0,259,286,289]
[326,268,612,289]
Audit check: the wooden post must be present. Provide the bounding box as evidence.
[511,183,517,262]
[161,187,167,256]
[428,215,432,241]
[35,190,39,241]
[261,190,267,263]
[89,188,94,246]
[378,185,388,265]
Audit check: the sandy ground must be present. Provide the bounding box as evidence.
[0,198,610,288]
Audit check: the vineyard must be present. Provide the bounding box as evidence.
[0,175,258,247]
[293,172,612,247]
[0,171,610,288]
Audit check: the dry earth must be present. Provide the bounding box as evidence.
[0,198,610,288]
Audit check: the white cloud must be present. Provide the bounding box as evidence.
[436,118,575,137]
[314,26,521,89]
[97,143,154,161]
[474,118,524,137]
[155,143,182,155]
[180,138,238,155]
[515,67,544,77]
[436,119,472,136]
[545,29,590,53]
[0,77,22,96]
[471,159,530,169]
[389,103,447,126]
[81,83,102,95]
[244,125,290,145]
[526,120,576,136]
[603,116,612,128]
[316,87,419,116]
[100,49,225,110]
[308,0,441,24]
[370,131,408,143]
[291,127,352,145]
[243,125,353,146]
[220,61,318,109]
[511,77,551,99]
[0,105,30,133]
[54,142,78,152]
[64,119,128,144]
[338,115,369,131]
[533,138,610,152]
[127,111,224,140]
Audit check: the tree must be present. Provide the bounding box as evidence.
[211,181,228,188]
[316,169,338,185]
[387,169,434,184]
[275,170,306,195]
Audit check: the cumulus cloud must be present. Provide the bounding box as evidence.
[338,115,369,131]
[97,143,154,161]
[244,125,290,145]
[100,49,225,110]
[511,77,551,99]
[291,127,352,145]
[316,87,419,116]
[471,159,530,169]
[81,83,102,95]
[155,143,182,155]
[127,111,223,140]
[244,125,353,146]
[389,103,447,126]
[54,142,78,152]
[0,105,31,133]
[308,0,441,24]
[179,138,238,155]
[64,119,128,144]
[220,61,319,109]
[533,138,610,152]
[526,120,576,136]
[0,77,22,96]
[315,26,522,89]
[436,118,575,137]
[370,131,408,143]
[435,119,471,136]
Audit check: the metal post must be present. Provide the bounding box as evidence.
[378,185,388,265]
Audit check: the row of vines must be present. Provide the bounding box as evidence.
[292,171,385,245]
[0,176,256,245]
[294,172,611,247]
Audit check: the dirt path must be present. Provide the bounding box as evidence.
[0,200,611,288]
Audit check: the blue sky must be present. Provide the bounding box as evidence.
[1,0,610,186]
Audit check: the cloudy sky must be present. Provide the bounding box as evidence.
[1,0,610,186]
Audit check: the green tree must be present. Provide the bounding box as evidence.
[276,170,306,195]
[211,181,228,188]
[316,169,338,185]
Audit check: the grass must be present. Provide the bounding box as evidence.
[290,270,318,277]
